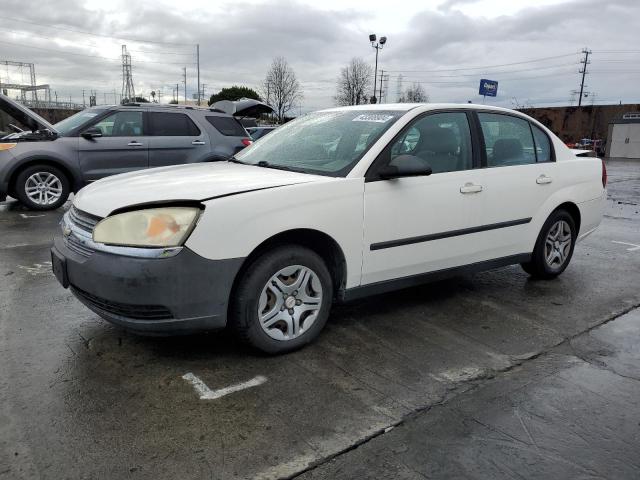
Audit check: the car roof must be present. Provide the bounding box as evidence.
[319,103,520,115]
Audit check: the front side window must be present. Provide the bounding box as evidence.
[478,113,536,167]
[92,111,143,137]
[149,112,200,136]
[234,110,403,176]
[389,112,473,174]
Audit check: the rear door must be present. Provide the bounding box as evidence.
[147,111,208,167]
[469,112,561,259]
[78,110,148,181]
[361,111,483,285]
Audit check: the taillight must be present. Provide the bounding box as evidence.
[242,138,253,147]
[601,159,607,188]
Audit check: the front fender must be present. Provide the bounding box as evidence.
[185,178,365,289]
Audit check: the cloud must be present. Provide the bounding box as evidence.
[0,0,638,110]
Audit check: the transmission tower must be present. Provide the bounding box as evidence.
[395,74,404,102]
[577,47,591,107]
[121,45,135,103]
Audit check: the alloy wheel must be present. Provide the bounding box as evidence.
[258,265,323,341]
[25,172,63,206]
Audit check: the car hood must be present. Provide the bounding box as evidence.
[0,93,57,133]
[73,162,329,217]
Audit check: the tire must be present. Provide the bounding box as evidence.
[521,209,577,279]
[14,164,70,210]
[230,245,333,354]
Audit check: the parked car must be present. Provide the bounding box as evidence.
[247,126,277,141]
[51,104,606,354]
[0,94,272,209]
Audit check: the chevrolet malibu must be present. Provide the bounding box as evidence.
[51,104,606,354]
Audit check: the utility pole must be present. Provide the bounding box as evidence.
[578,48,591,107]
[379,69,384,102]
[82,89,86,107]
[196,44,200,106]
[183,67,187,104]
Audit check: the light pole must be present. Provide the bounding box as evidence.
[369,34,387,104]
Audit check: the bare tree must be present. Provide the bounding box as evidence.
[399,83,429,103]
[262,57,302,123]
[335,57,372,106]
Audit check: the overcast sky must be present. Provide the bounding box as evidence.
[1,0,639,112]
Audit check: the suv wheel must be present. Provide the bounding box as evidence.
[15,164,70,210]
[230,245,333,354]
[521,209,577,279]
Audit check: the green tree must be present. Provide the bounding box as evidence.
[208,86,261,106]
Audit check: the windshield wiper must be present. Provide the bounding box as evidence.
[256,160,300,172]
[227,156,247,165]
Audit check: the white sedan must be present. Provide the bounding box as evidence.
[51,104,606,353]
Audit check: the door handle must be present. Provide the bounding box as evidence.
[127,141,143,147]
[460,183,483,194]
[191,140,206,145]
[536,175,552,185]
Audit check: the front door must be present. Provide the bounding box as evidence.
[78,110,148,181]
[361,111,483,285]
[147,111,208,167]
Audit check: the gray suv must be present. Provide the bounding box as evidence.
[0,95,272,210]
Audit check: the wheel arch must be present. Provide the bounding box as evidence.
[554,201,581,235]
[229,228,348,306]
[8,157,81,196]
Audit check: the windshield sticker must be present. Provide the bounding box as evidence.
[352,114,395,123]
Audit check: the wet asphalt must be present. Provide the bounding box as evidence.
[1,159,639,480]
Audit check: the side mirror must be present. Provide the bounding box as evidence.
[379,155,432,180]
[81,127,102,139]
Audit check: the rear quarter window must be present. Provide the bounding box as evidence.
[206,116,247,137]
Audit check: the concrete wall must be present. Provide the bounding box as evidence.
[519,104,640,143]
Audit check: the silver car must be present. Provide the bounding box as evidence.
[0,95,272,210]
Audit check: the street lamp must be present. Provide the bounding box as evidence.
[369,34,387,104]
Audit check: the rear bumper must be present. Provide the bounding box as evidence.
[52,235,244,335]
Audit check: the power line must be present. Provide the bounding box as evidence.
[0,39,197,65]
[387,63,576,79]
[0,26,194,56]
[382,52,579,73]
[2,15,193,46]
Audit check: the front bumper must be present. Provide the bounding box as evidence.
[52,234,244,335]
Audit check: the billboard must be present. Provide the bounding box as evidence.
[479,79,498,97]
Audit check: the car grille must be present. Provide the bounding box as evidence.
[68,206,101,233]
[71,286,174,320]
[63,206,102,257]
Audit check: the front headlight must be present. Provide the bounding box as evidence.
[93,207,200,247]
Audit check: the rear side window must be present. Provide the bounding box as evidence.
[148,112,200,136]
[531,124,552,162]
[206,116,247,137]
[478,113,536,167]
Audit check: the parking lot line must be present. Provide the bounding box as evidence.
[611,240,640,251]
[182,373,267,400]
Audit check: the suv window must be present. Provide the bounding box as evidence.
[531,124,552,162]
[389,112,473,174]
[478,113,536,167]
[206,116,247,137]
[148,112,200,136]
[92,111,143,137]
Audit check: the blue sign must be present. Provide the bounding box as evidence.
[479,79,498,97]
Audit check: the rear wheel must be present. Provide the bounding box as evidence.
[230,245,333,354]
[521,209,577,279]
[14,164,70,210]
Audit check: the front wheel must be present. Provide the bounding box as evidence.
[230,245,333,354]
[521,209,577,279]
[14,164,70,210]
